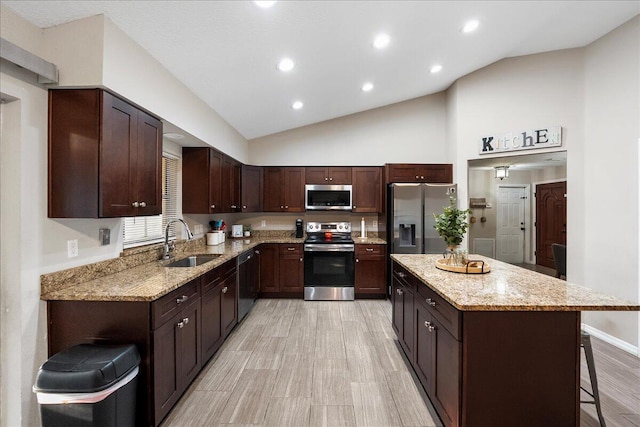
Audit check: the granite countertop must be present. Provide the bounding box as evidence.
[40,235,387,303]
[391,254,640,312]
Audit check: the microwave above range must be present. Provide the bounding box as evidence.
[305,184,352,211]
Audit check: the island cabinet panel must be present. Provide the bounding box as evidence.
[352,167,383,213]
[354,244,386,297]
[305,166,352,184]
[385,163,453,184]
[49,88,162,218]
[391,260,581,427]
[201,260,236,361]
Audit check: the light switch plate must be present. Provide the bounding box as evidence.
[99,228,110,245]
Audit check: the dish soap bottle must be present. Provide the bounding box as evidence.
[361,217,366,238]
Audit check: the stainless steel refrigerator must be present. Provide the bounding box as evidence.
[389,183,458,254]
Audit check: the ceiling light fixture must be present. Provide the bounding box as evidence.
[291,101,304,110]
[461,19,480,33]
[163,132,184,140]
[361,82,374,92]
[494,165,510,180]
[429,64,443,74]
[372,33,390,49]
[253,1,277,9]
[277,58,295,72]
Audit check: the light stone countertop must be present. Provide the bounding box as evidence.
[40,236,387,302]
[391,254,640,312]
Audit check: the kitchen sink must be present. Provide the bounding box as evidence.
[164,255,220,268]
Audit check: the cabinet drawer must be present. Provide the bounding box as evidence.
[416,284,460,340]
[392,262,415,293]
[280,244,303,255]
[356,245,385,256]
[201,259,236,294]
[152,279,200,329]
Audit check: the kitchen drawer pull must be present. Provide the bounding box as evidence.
[424,321,435,332]
[176,295,188,304]
[287,247,296,251]
[177,318,189,328]
[231,205,237,209]
[131,201,139,208]
[139,201,146,208]
[397,272,406,278]
[426,298,436,307]
[222,286,228,294]
[255,250,260,255]
[365,248,374,252]
[210,204,216,209]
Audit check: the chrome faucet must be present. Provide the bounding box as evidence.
[162,219,194,259]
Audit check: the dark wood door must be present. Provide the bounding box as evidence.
[352,167,382,212]
[279,244,304,292]
[135,110,162,215]
[208,150,223,213]
[432,317,460,427]
[305,167,330,184]
[258,244,280,293]
[391,277,404,337]
[241,165,263,212]
[421,164,454,183]
[328,167,352,184]
[221,156,241,212]
[178,299,202,390]
[201,284,223,362]
[182,148,210,214]
[221,274,237,338]
[263,167,284,212]
[536,181,567,269]
[385,164,453,184]
[100,91,137,217]
[153,312,181,423]
[414,301,435,393]
[283,167,306,212]
[354,245,386,294]
[402,284,414,358]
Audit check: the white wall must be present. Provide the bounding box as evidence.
[248,93,449,166]
[581,16,639,345]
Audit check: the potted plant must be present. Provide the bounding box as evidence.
[433,197,471,264]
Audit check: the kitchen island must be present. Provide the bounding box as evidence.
[390,254,639,427]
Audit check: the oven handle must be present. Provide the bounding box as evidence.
[304,244,355,252]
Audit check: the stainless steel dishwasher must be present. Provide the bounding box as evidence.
[237,249,258,321]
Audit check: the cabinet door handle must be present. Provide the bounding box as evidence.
[397,272,406,278]
[415,175,419,179]
[424,321,436,332]
[176,295,188,304]
[353,205,356,209]
[325,177,328,181]
[426,298,436,307]
[397,288,404,295]
[222,286,228,294]
[243,205,247,209]
[210,204,216,209]
[287,247,296,251]
[329,177,333,181]
[255,250,260,255]
[300,258,303,262]
[420,176,425,180]
[177,320,184,329]
[280,205,284,209]
[356,259,359,263]
[183,317,189,325]
[365,248,374,252]
[285,205,289,209]
[131,201,139,208]
[231,205,237,209]
[139,201,146,208]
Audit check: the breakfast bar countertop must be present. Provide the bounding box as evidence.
[391,254,640,312]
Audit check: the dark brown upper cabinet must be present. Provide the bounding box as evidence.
[385,163,453,184]
[352,166,383,213]
[240,165,263,212]
[263,167,305,212]
[305,166,352,184]
[48,89,162,218]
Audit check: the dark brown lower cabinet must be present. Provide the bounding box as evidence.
[355,244,386,297]
[259,243,304,297]
[392,261,581,426]
[47,262,239,427]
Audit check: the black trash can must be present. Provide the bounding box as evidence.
[33,344,140,427]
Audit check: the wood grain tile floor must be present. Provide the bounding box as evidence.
[160,299,640,427]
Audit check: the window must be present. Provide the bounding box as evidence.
[123,154,179,248]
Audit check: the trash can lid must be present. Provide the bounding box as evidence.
[34,344,140,393]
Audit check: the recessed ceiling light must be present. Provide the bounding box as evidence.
[277,58,295,72]
[291,101,304,110]
[429,64,443,74]
[372,33,390,49]
[163,132,184,140]
[253,1,277,9]
[461,19,480,33]
[361,82,374,92]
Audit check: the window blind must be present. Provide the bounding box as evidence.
[123,154,179,248]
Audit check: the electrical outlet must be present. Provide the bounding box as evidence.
[193,224,203,235]
[372,220,378,227]
[261,220,266,227]
[67,240,78,258]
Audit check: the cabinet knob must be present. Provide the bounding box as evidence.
[420,176,425,180]
[177,320,184,329]
[397,288,404,295]
[255,250,260,255]
[300,258,303,262]
[329,177,333,181]
[243,205,247,209]
[424,321,435,332]
[280,205,284,209]
[139,201,146,208]
[287,247,295,251]
[231,205,237,209]
[415,175,419,179]
[285,205,289,209]
[356,259,359,263]
[397,272,406,278]
[353,205,356,209]
[426,298,436,307]
[176,295,188,304]
[131,201,139,208]
[222,286,228,294]
[325,177,328,181]
[210,204,216,209]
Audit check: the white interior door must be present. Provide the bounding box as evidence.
[496,186,526,263]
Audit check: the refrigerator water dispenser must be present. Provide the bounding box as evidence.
[399,224,416,247]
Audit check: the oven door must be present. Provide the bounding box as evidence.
[304,244,355,287]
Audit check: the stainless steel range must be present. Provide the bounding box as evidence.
[304,222,355,301]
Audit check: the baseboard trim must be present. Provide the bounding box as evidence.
[581,323,639,357]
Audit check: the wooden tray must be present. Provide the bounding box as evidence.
[435,258,491,274]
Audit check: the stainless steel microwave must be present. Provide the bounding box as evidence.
[305,184,352,211]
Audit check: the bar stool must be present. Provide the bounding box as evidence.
[552,243,606,427]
